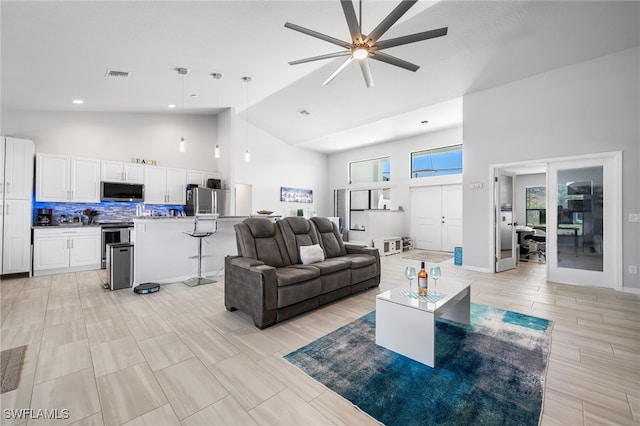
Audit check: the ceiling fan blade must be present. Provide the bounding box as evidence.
[359,59,374,88]
[375,27,448,50]
[370,51,419,72]
[340,0,362,44]
[322,57,354,86]
[289,51,351,66]
[285,22,351,49]
[365,0,418,44]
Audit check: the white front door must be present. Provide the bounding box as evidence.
[495,169,517,272]
[441,185,463,252]
[547,154,621,289]
[411,184,462,252]
[411,186,442,251]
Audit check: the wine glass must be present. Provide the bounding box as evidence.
[429,266,442,292]
[404,266,417,293]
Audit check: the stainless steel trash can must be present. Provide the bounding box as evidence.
[107,242,134,290]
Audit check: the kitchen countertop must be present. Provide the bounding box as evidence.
[32,223,101,229]
[133,216,194,220]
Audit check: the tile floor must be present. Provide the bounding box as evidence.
[1,253,638,425]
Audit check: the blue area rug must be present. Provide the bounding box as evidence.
[284,304,553,426]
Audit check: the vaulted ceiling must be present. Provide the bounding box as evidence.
[2,1,638,153]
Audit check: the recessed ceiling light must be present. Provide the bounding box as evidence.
[72,99,84,104]
[168,104,176,108]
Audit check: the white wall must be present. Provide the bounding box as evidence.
[463,47,639,290]
[328,126,463,235]
[1,110,220,171]
[232,117,330,217]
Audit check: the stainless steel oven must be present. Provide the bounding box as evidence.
[101,222,133,269]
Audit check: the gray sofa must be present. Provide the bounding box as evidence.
[224,216,380,329]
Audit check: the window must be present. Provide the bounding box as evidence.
[526,186,546,227]
[349,157,390,184]
[411,145,462,178]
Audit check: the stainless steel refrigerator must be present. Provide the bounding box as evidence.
[185,187,229,216]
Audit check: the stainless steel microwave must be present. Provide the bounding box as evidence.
[100,182,144,202]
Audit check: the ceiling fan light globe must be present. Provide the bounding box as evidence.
[352,47,369,60]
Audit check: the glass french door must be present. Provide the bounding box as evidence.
[495,169,517,272]
[547,154,621,289]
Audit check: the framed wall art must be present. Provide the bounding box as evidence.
[281,187,313,203]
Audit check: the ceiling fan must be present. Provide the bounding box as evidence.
[285,0,447,88]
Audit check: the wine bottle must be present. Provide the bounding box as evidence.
[418,261,428,296]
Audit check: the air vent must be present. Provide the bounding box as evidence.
[105,70,131,79]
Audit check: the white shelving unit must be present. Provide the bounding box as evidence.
[373,236,402,256]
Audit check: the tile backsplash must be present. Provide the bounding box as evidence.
[33,201,184,225]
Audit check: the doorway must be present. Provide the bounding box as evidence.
[411,184,462,252]
[491,152,621,290]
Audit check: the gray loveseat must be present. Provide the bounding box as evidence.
[224,216,380,329]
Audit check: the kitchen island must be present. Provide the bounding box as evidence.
[131,216,244,286]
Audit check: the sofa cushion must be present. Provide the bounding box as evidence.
[350,262,379,284]
[319,269,352,294]
[278,217,321,264]
[345,254,377,269]
[234,219,291,267]
[311,259,351,275]
[310,217,348,258]
[300,244,325,265]
[275,265,321,287]
[245,218,278,238]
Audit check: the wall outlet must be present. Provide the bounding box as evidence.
[630,265,638,275]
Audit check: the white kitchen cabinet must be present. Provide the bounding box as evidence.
[187,170,221,188]
[144,165,186,205]
[1,200,32,274]
[166,168,187,204]
[71,157,101,202]
[101,160,144,184]
[204,171,221,183]
[36,154,100,202]
[1,137,34,275]
[2,137,34,199]
[187,170,205,187]
[36,154,69,202]
[33,227,101,276]
[143,165,166,204]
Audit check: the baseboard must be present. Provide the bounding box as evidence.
[622,286,640,295]
[461,265,492,273]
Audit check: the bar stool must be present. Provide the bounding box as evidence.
[183,215,218,287]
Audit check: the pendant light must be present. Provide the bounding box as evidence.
[176,67,189,153]
[211,72,223,159]
[242,76,252,162]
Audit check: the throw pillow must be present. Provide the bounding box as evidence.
[300,244,325,265]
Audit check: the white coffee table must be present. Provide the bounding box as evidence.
[375,280,471,367]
